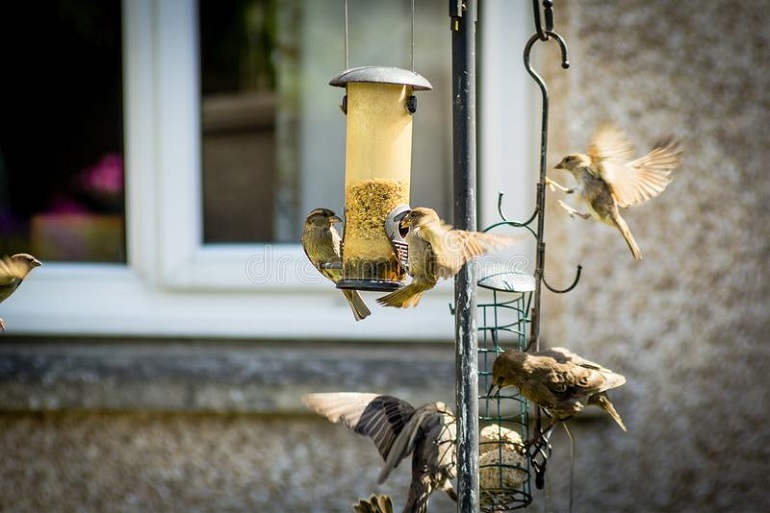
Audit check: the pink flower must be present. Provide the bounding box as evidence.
[77,153,124,195]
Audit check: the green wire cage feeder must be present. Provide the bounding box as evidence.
[477,266,535,510]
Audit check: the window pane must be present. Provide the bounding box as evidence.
[0,1,125,262]
[200,0,279,243]
[200,0,451,244]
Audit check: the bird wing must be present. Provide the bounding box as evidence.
[330,225,343,259]
[545,347,626,393]
[543,347,603,369]
[418,221,478,278]
[618,136,681,207]
[587,123,636,176]
[321,225,344,282]
[302,393,416,462]
[589,124,679,208]
[517,359,565,407]
[421,221,520,279]
[377,406,434,484]
[565,365,609,394]
[378,403,456,485]
[302,225,343,282]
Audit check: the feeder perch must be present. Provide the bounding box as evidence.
[330,66,432,291]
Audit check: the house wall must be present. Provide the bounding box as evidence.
[538,0,770,511]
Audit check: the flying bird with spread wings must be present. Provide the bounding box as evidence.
[303,392,457,513]
[377,207,524,308]
[550,123,682,259]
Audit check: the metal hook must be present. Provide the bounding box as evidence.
[496,191,538,229]
[523,28,572,352]
[481,192,538,237]
[543,264,582,294]
[524,31,570,100]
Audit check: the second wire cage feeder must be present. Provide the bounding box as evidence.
[477,264,535,511]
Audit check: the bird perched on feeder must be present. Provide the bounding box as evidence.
[0,253,41,332]
[353,494,394,513]
[302,208,371,321]
[489,347,627,433]
[550,123,682,260]
[376,207,524,308]
[302,392,457,513]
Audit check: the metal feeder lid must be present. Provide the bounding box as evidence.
[329,66,433,90]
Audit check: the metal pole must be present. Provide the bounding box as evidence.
[450,1,479,511]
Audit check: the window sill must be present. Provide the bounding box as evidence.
[0,337,456,414]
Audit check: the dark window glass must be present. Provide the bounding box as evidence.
[200,0,278,243]
[0,1,125,262]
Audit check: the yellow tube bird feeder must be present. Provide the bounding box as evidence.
[330,66,432,291]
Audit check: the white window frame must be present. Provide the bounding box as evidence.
[2,0,531,341]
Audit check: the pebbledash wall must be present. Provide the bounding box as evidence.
[1,1,769,512]
[0,339,459,512]
[538,1,770,511]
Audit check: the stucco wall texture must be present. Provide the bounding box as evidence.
[536,0,770,511]
[0,412,458,513]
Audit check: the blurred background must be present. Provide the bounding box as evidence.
[0,0,769,511]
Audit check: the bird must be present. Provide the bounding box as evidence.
[302,392,457,513]
[302,208,371,321]
[489,347,627,433]
[0,253,41,332]
[376,207,524,308]
[353,494,394,513]
[551,123,682,260]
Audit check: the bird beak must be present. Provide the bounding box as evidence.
[554,160,564,170]
[330,215,342,224]
[396,211,411,232]
[31,258,42,268]
[487,382,500,398]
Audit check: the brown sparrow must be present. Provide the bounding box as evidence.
[302,208,371,321]
[552,123,682,259]
[0,253,41,331]
[303,392,457,513]
[489,346,627,432]
[377,207,524,308]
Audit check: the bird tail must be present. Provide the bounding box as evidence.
[352,494,394,513]
[376,282,430,308]
[612,214,642,260]
[343,289,371,321]
[590,392,627,432]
